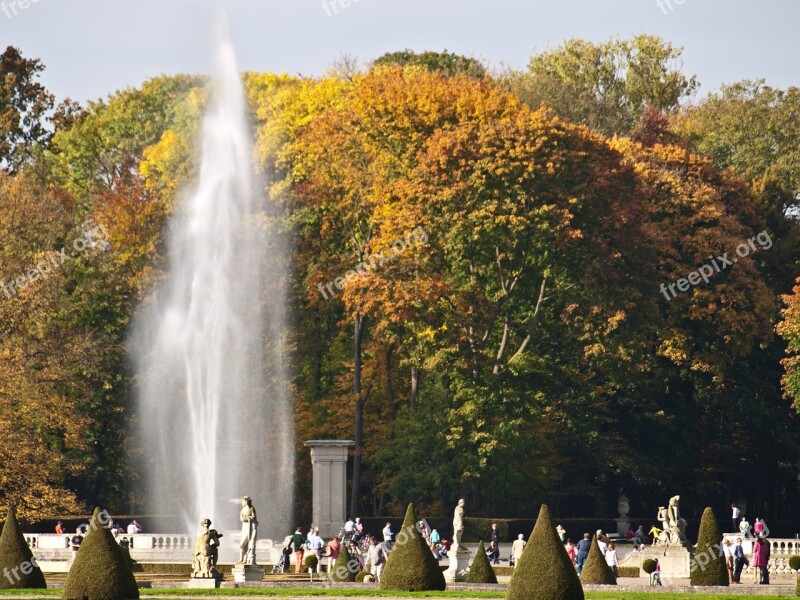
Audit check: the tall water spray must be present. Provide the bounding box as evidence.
[133,29,293,534]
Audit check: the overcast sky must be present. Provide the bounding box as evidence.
[3,0,799,104]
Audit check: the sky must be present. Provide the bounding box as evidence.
[2,0,799,105]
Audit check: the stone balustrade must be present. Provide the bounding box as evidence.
[23,532,284,567]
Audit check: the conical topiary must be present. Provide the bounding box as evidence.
[690,507,728,586]
[579,536,615,584]
[330,542,357,582]
[0,506,46,589]
[467,541,497,583]
[62,508,139,600]
[380,503,446,591]
[507,504,584,600]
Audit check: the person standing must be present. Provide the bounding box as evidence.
[382,522,393,551]
[490,524,500,564]
[575,533,591,574]
[511,534,526,568]
[650,559,662,586]
[309,528,325,572]
[732,537,747,583]
[723,539,734,583]
[344,517,355,539]
[429,528,441,559]
[556,524,567,543]
[605,542,618,578]
[565,539,577,565]
[365,536,387,582]
[55,521,64,534]
[290,527,305,574]
[731,503,740,533]
[127,520,142,535]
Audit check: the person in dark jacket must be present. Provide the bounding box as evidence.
[290,527,306,573]
[575,533,591,574]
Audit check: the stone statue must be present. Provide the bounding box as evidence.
[238,496,258,565]
[192,518,223,578]
[653,495,687,547]
[452,499,465,547]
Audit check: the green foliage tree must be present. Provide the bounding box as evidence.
[0,507,46,589]
[0,46,56,171]
[578,536,615,584]
[642,558,657,574]
[373,49,486,78]
[303,554,319,572]
[467,541,497,584]
[380,503,445,591]
[62,508,139,600]
[507,35,697,135]
[507,504,584,600]
[329,543,357,582]
[690,507,728,586]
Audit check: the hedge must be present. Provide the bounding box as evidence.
[62,508,139,600]
[579,536,615,585]
[0,506,46,589]
[506,504,584,600]
[690,507,728,587]
[380,503,446,591]
[467,541,497,584]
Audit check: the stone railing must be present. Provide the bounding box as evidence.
[23,532,284,567]
[722,535,800,578]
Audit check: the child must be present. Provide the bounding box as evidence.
[651,558,662,586]
[605,542,618,578]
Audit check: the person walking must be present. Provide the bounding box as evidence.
[732,537,747,583]
[511,534,526,568]
[576,533,591,574]
[731,503,740,533]
[290,527,306,574]
[327,536,341,573]
[365,536,387,582]
[605,542,618,578]
[487,540,500,565]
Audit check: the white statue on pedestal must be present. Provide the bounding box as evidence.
[452,499,465,547]
[238,496,258,565]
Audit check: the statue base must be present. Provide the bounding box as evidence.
[444,545,470,582]
[189,576,222,588]
[618,545,692,579]
[232,564,265,583]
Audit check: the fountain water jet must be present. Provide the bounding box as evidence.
[133,25,293,535]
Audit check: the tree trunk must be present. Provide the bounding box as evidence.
[410,366,420,411]
[351,312,366,517]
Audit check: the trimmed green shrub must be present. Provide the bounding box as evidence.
[380,503,446,591]
[642,558,657,574]
[579,536,616,584]
[790,555,800,571]
[329,543,357,582]
[506,504,584,600]
[303,554,319,572]
[355,571,369,582]
[0,506,46,589]
[62,508,139,600]
[467,541,497,584]
[617,566,639,578]
[690,507,728,587]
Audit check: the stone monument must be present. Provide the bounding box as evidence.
[303,440,352,538]
[616,494,630,537]
[444,499,470,583]
[618,494,691,579]
[232,496,265,583]
[189,518,223,588]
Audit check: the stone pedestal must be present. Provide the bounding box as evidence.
[304,440,353,539]
[188,576,222,588]
[444,545,470,582]
[618,546,692,579]
[615,519,630,537]
[232,564,265,583]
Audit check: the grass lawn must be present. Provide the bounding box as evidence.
[0,590,795,600]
